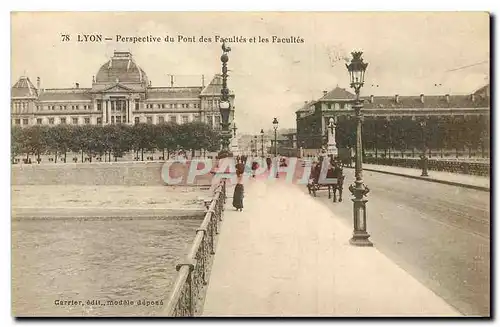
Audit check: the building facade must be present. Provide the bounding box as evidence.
[296,85,490,156]
[11,51,235,129]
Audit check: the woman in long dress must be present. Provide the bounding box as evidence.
[233,167,244,212]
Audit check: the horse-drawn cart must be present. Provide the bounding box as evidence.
[306,160,344,202]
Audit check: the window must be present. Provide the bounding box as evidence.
[111,102,115,111]
[49,118,54,125]
[60,118,66,124]
[328,104,332,109]
[146,116,153,124]
[36,105,40,111]
[134,117,140,124]
[182,115,189,124]
[340,103,345,109]
[22,118,29,125]
[111,116,115,124]
[73,117,79,124]
[84,118,90,124]
[37,118,42,125]
[59,106,63,110]
[97,117,102,125]
[158,116,165,123]
[161,104,165,109]
[334,103,340,110]
[15,119,20,125]
[170,115,177,123]
[116,116,121,124]
[135,102,139,110]
[97,102,102,111]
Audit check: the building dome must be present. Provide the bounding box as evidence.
[95,51,148,85]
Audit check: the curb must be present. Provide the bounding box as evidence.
[363,168,490,192]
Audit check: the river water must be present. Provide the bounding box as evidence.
[12,217,201,317]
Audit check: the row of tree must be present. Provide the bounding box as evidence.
[11,122,222,163]
[334,115,490,153]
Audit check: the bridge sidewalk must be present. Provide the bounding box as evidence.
[363,164,489,191]
[202,178,461,317]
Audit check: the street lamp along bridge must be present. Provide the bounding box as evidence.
[345,51,373,247]
[218,42,234,159]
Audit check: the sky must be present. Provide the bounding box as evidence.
[11,12,489,134]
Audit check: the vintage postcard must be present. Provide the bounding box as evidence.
[11,12,490,317]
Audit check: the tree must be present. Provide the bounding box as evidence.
[11,126,23,161]
[46,124,73,163]
[155,122,178,159]
[21,126,49,163]
[131,123,156,161]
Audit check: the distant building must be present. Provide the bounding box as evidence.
[296,85,490,156]
[11,50,235,128]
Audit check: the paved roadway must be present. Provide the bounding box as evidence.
[300,169,490,317]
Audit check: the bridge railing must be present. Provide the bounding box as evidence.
[165,179,226,317]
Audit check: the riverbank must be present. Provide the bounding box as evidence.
[12,185,211,219]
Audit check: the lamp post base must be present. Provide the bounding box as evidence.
[349,231,373,247]
[421,171,429,177]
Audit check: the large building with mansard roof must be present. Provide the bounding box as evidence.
[296,85,490,154]
[11,50,234,129]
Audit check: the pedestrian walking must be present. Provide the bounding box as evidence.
[266,157,272,171]
[251,160,259,178]
[233,167,244,211]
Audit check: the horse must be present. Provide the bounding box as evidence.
[328,165,344,202]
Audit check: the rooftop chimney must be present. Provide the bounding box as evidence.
[36,77,40,90]
[370,95,374,103]
[323,90,328,96]
[76,82,79,89]
[395,94,399,103]
[420,94,424,104]
[304,101,308,104]
[445,94,450,103]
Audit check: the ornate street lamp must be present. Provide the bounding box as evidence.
[346,51,372,247]
[254,135,258,156]
[272,117,279,177]
[218,42,233,158]
[420,119,429,177]
[260,129,265,158]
